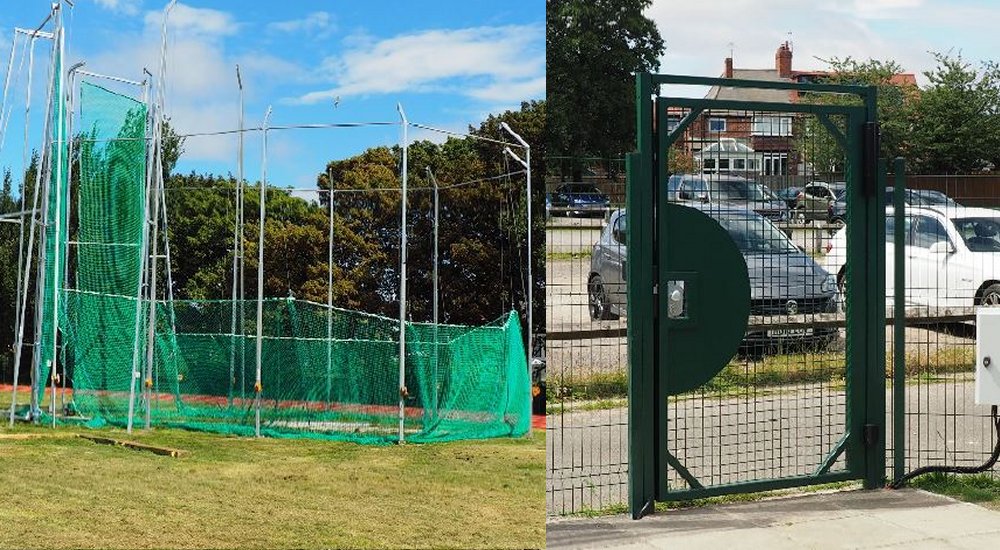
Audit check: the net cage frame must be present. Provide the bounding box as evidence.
[4,12,534,444]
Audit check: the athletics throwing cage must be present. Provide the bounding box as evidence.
[5,2,533,444]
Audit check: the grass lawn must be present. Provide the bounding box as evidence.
[910,473,1000,512]
[0,423,544,549]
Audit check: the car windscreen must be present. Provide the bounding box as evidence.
[953,217,1000,252]
[914,190,958,208]
[712,179,769,201]
[714,214,799,254]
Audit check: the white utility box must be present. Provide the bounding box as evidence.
[976,307,1000,405]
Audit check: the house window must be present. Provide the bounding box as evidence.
[718,159,730,170]
[752,115,792,136]
[703,158,716,171]
[761,153,788,175]
[734,158,745,170]
[708,118,726,132]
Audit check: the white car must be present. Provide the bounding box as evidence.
[821,206,1000,308]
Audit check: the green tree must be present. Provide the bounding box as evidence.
[909,52,1000,173]
[547,0,663,174]
[796,57,918,177]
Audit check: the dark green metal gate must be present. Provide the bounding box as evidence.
[627,73,886,518]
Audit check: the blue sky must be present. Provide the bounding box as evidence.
[0,0,544,192]
[647,0,1000,98]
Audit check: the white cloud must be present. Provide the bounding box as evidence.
[143,2,237,38]
[267,11,336,38]
[289,24,544,105]
[644,0,943,96]
[94,0,142,16]
[826,0,923,20]
[466,76,545,104]
[80,3,244,162]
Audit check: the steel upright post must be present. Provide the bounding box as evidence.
[128,76,155,434]
[500,122,532,356]
[48,14,66,428]
[892,158,906,482]
[397,103,408,444]
[327,168,334,407]
[8,35,43,426]
[255,105,272,438]
[228,65,244,408]
[426,167,439,423]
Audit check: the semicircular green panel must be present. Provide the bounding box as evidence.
[663,203,750,395]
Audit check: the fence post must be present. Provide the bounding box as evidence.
[892,157,906,482]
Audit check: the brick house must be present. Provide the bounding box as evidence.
[667,42,916,177]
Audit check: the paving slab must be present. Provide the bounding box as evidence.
[546,489,1000,549]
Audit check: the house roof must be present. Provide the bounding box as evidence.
[705,69,795,103]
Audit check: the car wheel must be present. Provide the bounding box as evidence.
[981,283,1000,306]
[588,275,618,321]
[831,216,845,226]
[794,209,806,224]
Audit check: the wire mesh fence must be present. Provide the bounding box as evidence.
[884,175,1000,479]
[546,149,1000,515]
[546,155,629,514]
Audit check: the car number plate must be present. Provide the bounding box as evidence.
[766,328,814,338]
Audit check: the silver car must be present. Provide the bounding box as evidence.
[589,206,838,352]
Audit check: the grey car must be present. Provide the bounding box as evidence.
[704,174,789,222]
[589,206,838,353]
[667,173,788,221]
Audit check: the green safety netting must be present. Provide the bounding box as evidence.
[36,82,531,444]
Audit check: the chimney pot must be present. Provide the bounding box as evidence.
[776,41,793,78]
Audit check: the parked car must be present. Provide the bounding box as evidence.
[590,206,838,353]
[668,173,788,221]
[792,182,845,223]
[774,186,803,209]
[827,188,960,225]
[548,183,610,217]
[821,205,1000,308]
[666,173,710,202]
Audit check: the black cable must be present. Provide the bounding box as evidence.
[889,405,1000,489]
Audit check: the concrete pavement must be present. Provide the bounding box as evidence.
[546,488,1000,549]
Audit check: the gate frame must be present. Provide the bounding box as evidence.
[627,73,885,519]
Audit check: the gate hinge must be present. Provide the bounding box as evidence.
[863,423,880,448]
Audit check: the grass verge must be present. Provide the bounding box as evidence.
[0,423,544,549]
[546,251,592,261]
[910,472,1000,511]
[549,345,976,410]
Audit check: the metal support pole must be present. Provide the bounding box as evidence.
[48,16,66,428]
[228,65,243,408]
[892,158,906,482]
[326,168,334,407]
[255,105,272,438]
[500,122,532,355]
[9,35,40,426]
[397,103,408,444]
[238,78,246,401]
[58,60,83,420]
[127,78,155,435]
[132,0,175,433]
[426,167,439,424]
[27,24,58,422]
